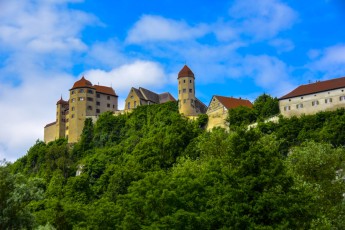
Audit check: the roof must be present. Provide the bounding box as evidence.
[71,76,94,90]
[129,87,176,104]
[214,95,253,109]
[195,98,208,113]
[56,97,69,105]
[139,87,160,103]
[280,76,345,100]
[159,92,176,103]
[94,85,117,96]
[44,121,56,128]
[178,65,195,79]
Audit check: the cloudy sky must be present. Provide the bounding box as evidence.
[1,0,345,161]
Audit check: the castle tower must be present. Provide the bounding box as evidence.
[68,76,96,143]
[178,65,198,116]
[55,97,68,139]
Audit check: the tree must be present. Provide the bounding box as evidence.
[285,141,345,228]
[253,93,279,120]
[227,106,257,128]
[0,160,44,229]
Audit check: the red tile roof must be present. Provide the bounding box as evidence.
[178,65,195,79]
[71,76,94,90]
[280,76,345,100]
[214,96,253,109]
[56,96,69,105]
[94,85,117,96]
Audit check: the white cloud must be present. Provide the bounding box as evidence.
[0,0,96,54]
[229,0,297,39]
[0,73,75,162]
[0,0,97,161]
[242,55,294,96]
[308,44,345,78]
[84,60,169,109]
[126,15,209,43]
[269,39,295,53]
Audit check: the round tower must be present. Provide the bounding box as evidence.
[178,65,197,116]
[55,97,68,139]
[68,76,96,143]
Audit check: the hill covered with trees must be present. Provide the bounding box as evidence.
[1,98,345,229]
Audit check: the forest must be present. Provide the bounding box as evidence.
[1,94,345,229]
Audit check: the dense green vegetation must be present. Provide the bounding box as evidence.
[1,98,345,229]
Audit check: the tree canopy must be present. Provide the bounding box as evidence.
[4,100,345,229]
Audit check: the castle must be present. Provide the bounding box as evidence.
[44,65,254,143]
[45,64,344,143]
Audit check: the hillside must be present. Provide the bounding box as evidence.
[1,100,345,229]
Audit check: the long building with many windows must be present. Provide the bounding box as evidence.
[279,76,345,117]
[44,77,118,143]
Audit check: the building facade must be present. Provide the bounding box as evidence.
[44,77,118,143]
[124,87,175,111]
[177,65,207,116]
[279,76,345,117]
[206,95,253,130]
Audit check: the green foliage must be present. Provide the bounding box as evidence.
[253,93,279,120]
[8,102,345,229]
[0,160,44,229]
[227,106,257,128]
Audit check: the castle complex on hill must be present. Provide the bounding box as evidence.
[44,65,345,143]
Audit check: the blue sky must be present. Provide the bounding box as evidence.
[1,0,345,161]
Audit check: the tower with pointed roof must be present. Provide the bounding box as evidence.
[178,65,199,116]
[55,97,69,139]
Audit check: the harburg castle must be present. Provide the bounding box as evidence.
[44,65,345,143]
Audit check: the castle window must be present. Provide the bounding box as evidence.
[71,98,76,103]
[97,94,100,98]
[131,95,133,99]
[183,89,186,93]
[325,98,332,104]
[78,97,84,101]
[113,105,115,108]
[66,119,69,122]
[71,90,75,94]
[96,101,100,106]
[296,103,303,109]
[79,89,84,93]
[284,106,290,111]
[179,90,181,94]
[107,96,110,100]
[134,101,137,108]
[183,99,186,103]
[87,97,93,102]
[189,89,192,93]
[301,97,303,99]
[71,106,75,111]
[71,114,75,118]
[88,106,92,110]
[340,96,345,101]
[66,126,68,130]
[87,89,93,94]
[190,80,192,83]
[183,80,186,83]
[96,109,100,113]
[312,100,319,106]
[107,103,110,108]
[127,102,130,109]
